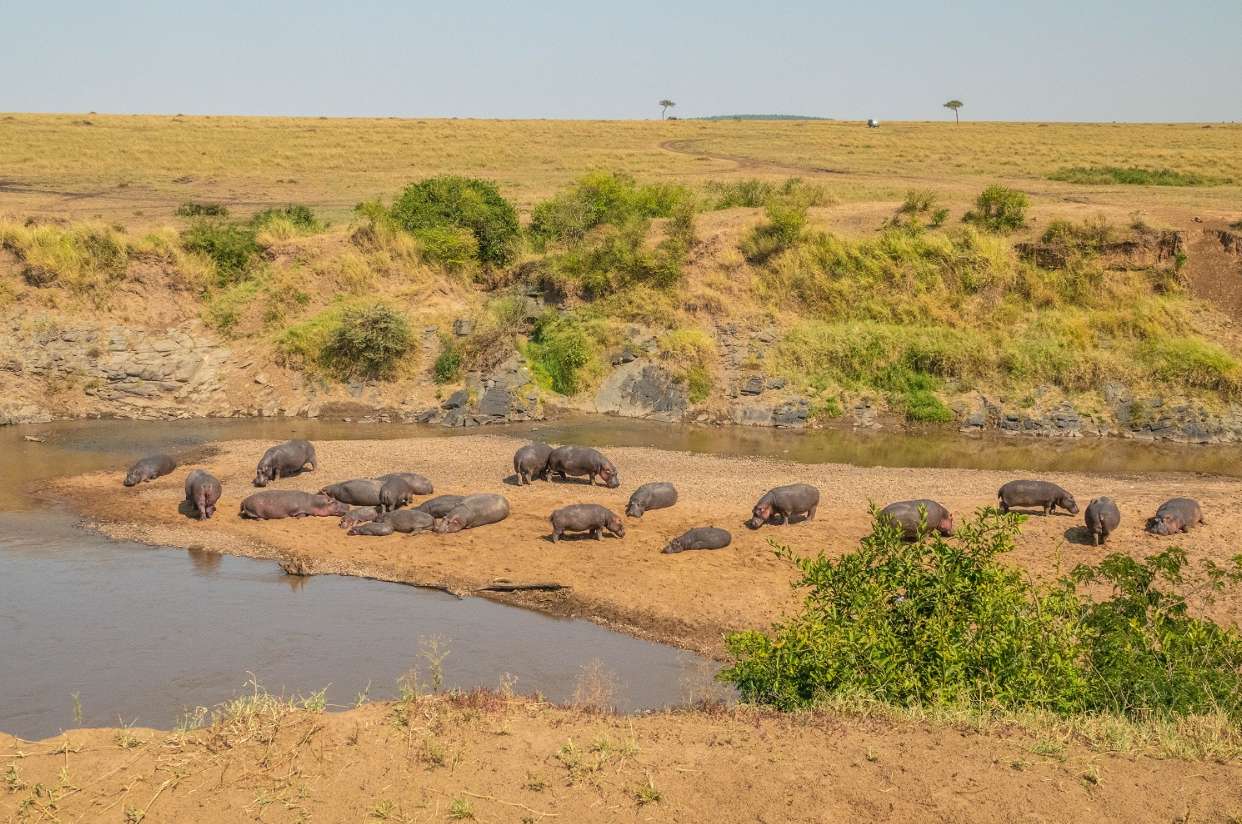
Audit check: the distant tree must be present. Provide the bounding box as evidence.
[944,100,964,123]
[659,99,676,120]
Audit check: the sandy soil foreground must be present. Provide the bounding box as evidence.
[2,696,1239,824]
[50,434,1242,655]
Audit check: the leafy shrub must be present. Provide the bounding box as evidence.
[1049,166,1226,187]
[963,185,1028,233]
[885,189,949,233]
[414,225,480,272]
[433,336,463,384]
[180,221,261,285]
[526,312,599,395]
[659,327,717,403]
[251,204,323,239]
[389,176,519,267]
[176,202,229,218]
[320,303,414,381]
[550,218,685,297]
[704,177,831,211]
[740,197,808,264]
[528,171,694,249]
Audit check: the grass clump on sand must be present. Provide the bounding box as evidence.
[1049,166,1227,187]
[250,204,324,240]
[0,220,128,295]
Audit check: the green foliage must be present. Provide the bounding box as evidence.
[740,197,808,264]
[388,176,520,267]
[250,204,323,233]
[413,225,480,272]
[320,303,414,381]
[180,220,261,285]
[963,185,1028,233]
[1141,337,1242,397]
[659,327,717,403]
[434,335,463,384]
[526,312,599,395]
[885,189,949,234]
[1040,216,1115,251]
[549,218,686,297]
[204,279,262,333]
[1049,166,1227,187]
[528,171,694,249]
[704,177,830,210]
[176,202,229,218]
[0,220,129,296]
[722,509,1242,721]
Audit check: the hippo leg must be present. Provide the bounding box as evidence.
[592,527,602,540]
[551,529,561,543]
[1092,532,1100,547]
[999,502,1009,514]
[588,473,597,486]
[806,505,817,521]
[775,512,788,525]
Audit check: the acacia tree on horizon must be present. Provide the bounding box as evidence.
[659,99,676,119]
[944,99,964,123]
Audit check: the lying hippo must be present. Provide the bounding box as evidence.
[662,527,732,554]
[124,454,176,487]
[376,472,433,496]
[879,500,955,539]
[1085,497,1121,546]
[338,506,380,529]
[348,520,395,537]
[513,443,554,485]
[184,469,222,520]
[747,484,819,529]
[240,491,347,520]
[546,446,620,488]
[1147,498,1205,535]
[319,479,383,507]
[997,480,1078,516]
[415,495,465,518]
[378,476,421,513]
[550,504,625,542]
[626,482,678,518]
[253,440,317,487]
[348,509,435,537]
[432,494,510,534]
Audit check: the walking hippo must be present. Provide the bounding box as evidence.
[1147,498,1205,535]
[319,479,383,507]
[432,494,511,533]
[376,472,434,496]
[546,446,620,488]
[625,482,678,518]
[253,440,317,487]
[662,527,732,554]
[184,469,222,520]
[997,480,1078,515]
[338,506,380,529]
[378,476,421,513]
[513,443,554,485]
[240,491,347,520]
[549,504,625,542]
[1085,497,1121,546]
[747,484,819,529]
[415,495,465,518]
[124,454,176,487]
[348,520,395,537]
[879,500,955,539]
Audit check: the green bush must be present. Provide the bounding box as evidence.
[320,303,414,381]
[526,312,598,395]
[414,225,480,272]
[251,204,322,233]
[389,176,519,267]
[740,197,808,264]
[176,202,229,218]
[704,177,830,211]
[181,220,261,285]
[1049,166,1226,187]
[722,509,1242,720]
[550,218,684,297]
[963,185,1028,233]
[885,189,949,234]
[434,336,463,384]
[528,171,694,249]
[1141,338,1242,396]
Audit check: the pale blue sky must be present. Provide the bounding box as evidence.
[3,0,1239,121]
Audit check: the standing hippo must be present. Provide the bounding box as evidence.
[997,480,1078,516]
[319,479,384,507]
[625,482,678,518]
[338,506,381,529]
[253,440,318,487]
[1085,497,1121,546]
[376,472,434,496]
[1147,498,1205,535]
[240,491,347,520]
[662,527,732,554]
[549,504,625,542]
[415,495,466,518]
[432,494,511,533]
[513,443,554,485]
[124,454,176,487]
[184,469,222,520]
[879,500,955,539]
[546,446,620,488]
[378,476,420,513]
[747,484,819,529]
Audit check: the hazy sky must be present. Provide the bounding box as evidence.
[3,0,1239,121]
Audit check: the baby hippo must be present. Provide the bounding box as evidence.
[253,440,317,487]
[1084,497,1121,546]
[319,479,383,507]
[124,454,176,487]
[378,476,424,513]
[546,446,620,488]
[662,527,732,554]
[747,484,819,529]
[376,472,433,495]
[1147,498,1205,536]
[348,520,395,537]
[184,469,222,520]
[626,482,678,518]
[349,509,435,537]
[433,494,511,534]
[550,504,625,542]
[879,500,955,540]
[338,506,380,529]
[513,443,554,485]
[997,480,1078,515]
[240,491,347,520]
[416,495,466,518]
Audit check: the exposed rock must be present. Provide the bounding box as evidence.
[442,389,470,410]
[594,361,688,422]
[740,376,765,396]
[452,318,475,337]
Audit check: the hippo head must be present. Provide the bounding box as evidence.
[433,515,465,534]
[123,470,142,487]
[313,496,349,517]
[1059,495,1080,515]
[607,515,626,537]
[625,501,644,518]
[661,540,684,555]
[748,502,773,529]
[600,462,620,489]
[253,466,273,487]
[937,514,956,537]
[1149,515,1178,536]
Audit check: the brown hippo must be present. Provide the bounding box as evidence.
[376,472,434,496]
[625,482,678,518]
[240,491,347,520]
[184,469,222,520]
[1084,497,1121,546]
[415,495,466,518]
[338,506,381,529]
[546,446,620,488]
[319,479,384,507]
[513,443,554,485]
[662,527,732,554]
[253,440,318,487]
[879,500,955,540]
[550,504,625,542]
[1147,498,1205,535]
[997,480,1078,516]
[747,484,819,529]
[432,494,510,533]
[124,454,176,487]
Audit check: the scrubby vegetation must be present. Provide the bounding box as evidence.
[0,220,128,295]
[387,176,520,268]
[528,171,694,250]
[963,185,1028,233]
[1049,166,1227,187]
[884,189,949,234]
[181,220,262,285]
[525,312,601,395]
[277,301,414,380]
[175,202,229,218]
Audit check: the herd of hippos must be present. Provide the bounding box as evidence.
[122,438,1208,554]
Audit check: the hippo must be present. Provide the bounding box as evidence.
[662,527,732,554]
[376,472,434,496]
[1147,498,1205,536]
[124,454,176,487]
[549,504,625,542]
[1085,497,1121,546]
[546,446,620,488]
[625,482,678,518]
[385,508,435,534]
[348,520,395,537]
[432,494,511,533]
[879,500,955,540]
[997,480,1078,516]
[253,440,317,487]
[240,491,348,520]
[319,479,383,507]
[184,469,222,520]
[415,495,466,518]
[378,476,419,513]
[747,484,819,529]
[513,443,554,485]
[338,506,381,529]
